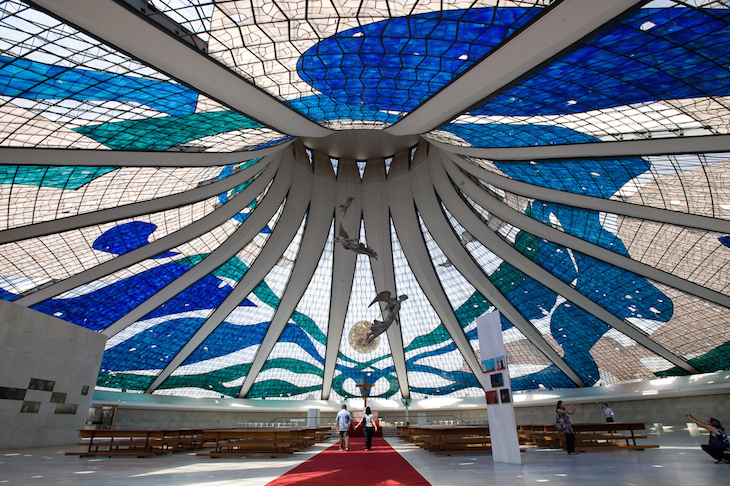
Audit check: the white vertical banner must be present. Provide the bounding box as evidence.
[476,310,522,465]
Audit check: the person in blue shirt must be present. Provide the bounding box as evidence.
[336,404,352,451]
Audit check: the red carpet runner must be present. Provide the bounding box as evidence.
[266,436,431,486]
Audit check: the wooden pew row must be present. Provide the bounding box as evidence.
[398,425,492,456]
[196,427,331,458]
[67,426,329,458]
[66,430,172,457]
[517,423,657,451]
[163,429,206,452]
[572,423,657,451]
[399,422,657,455]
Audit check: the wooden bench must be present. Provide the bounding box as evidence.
[426,426,493,456]
[312,426,332,442]
[571,422,657,451]
[519,422,657,451]
[519,424,562,448]
[397,425,494,456]
[196,427,323,458]
[398,422,657,455]
[66,430,170,457]
[161,429,206,452]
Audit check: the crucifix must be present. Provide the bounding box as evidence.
[356,377,374,408]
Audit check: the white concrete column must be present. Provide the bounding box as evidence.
[477,311,522,465]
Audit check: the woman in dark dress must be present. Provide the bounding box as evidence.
[557,400,579,455]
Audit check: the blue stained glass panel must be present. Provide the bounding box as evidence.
[31,262,192,331]
[437,122,598,148]
[296,8,542,115]
[492,157,651,199]
[0,55,198,116]
[470,8,730,117]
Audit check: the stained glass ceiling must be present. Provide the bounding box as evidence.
[0,0,729,401]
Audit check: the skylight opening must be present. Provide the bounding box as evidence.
[305,146,313,165]
[384,156,393,175]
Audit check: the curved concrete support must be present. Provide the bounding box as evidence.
[103,154,300,337]
[431,157,699,375]
[430,134,730,161]
[446,151,730,234]
[238,156,335,398]
[321,156,362,400]
[0,142,292,167]
[413,156,585,386]
[387,0,643,135]
[387,159,487,389]
[440,152,730,310]
[0,155,277,245]
[145,150,311,393]
[15,155,282,307]
[32,0,331,138]
[363,153,410,399]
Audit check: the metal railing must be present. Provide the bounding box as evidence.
[393,414,488,426]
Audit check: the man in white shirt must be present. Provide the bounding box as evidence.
[603,403,615,422]
[336,404,352,451]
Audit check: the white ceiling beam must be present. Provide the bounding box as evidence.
[146,151,310,393]
[31,0,331,138]
[441,152,730,311]
[0,155,275,245]
[430,135,730,160]
[14,155,281,307]
[414,152,585,386]
[447,152,730,234]
[321,155,361,400]
[387,0,644,136]
[238,152,335,398]
[387,154,487,389]
[0,142,291,167]
[431,155,699,375]
[363,152,410,399]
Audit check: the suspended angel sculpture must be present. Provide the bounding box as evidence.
[335,223,378,259]
[338,197,354,215]
[365,291,408,343]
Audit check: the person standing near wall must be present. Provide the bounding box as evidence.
[603,403,615,422]
[336,404,352,451]
[355,406,378,451]
[557,400,579,455]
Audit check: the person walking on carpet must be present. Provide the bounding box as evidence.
[355,406,378,451]
[336,404,352,451]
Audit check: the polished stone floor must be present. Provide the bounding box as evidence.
[1,430,727,485]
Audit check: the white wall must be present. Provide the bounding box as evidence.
[92,372,730,431]
[0,300,106,449]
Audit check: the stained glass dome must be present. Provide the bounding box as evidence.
[1,0,729,401]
